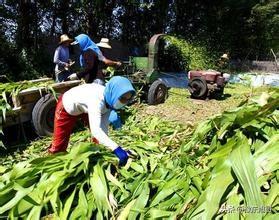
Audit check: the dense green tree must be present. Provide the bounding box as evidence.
[0,0,278,80]
[248,0,279,59]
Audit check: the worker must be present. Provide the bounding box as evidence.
[53,34,73,82]
[218,53,230,73]
[95,38,114,84]
[48,76,136,166]
[68,34,121,83]
[95,38,123,130]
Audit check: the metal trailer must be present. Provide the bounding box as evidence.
[2,78,81,137]
[111,34,188,105]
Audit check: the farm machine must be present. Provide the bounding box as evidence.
[110,34,188,105]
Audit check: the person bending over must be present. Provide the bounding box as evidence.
[48,76,135,166]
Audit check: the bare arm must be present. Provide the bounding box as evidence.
[102,57,121,67]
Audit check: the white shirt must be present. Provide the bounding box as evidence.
[62,83,118,150]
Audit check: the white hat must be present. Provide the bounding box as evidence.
[59,34,72,44]
[96,38,112,49]
[221,53,229,59]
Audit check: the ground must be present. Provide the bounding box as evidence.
[139,83,273,126]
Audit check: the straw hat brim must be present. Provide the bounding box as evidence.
[59,39,73,45]
[221,54,229,59]
[96,42,112,49]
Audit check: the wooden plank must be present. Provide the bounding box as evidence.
[13,80,81,106]
[3,103,35,127]
[28,77,53,83]
[4,79,82,128]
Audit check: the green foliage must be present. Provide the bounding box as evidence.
[0,35,40,81]
[159,36,217,71]
[0,79,55,119]
[0,92,278,219]
[248,0,279,56]
[0,79,55,148]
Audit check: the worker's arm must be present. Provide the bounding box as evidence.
[102,57,122,67]
[96,51,121,67]
[88,106,128,166]
[87,104,118,151]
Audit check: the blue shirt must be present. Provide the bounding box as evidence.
[53,45,69,73]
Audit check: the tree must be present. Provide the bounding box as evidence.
[248,0,279,59]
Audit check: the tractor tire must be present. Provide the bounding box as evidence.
[147,80,168,105]
[188,77,208,99]
[32,93,59,137]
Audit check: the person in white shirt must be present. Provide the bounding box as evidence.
[48,76,136,166]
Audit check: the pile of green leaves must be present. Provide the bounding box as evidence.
[0,80,55,123]
[182,92,279,219]
[0,80,55,147]
[0,92,278,219]
[159,36,217,72]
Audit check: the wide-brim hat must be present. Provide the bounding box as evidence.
[59,34,73,44]
[96,38,112,49]
[221,53,229,60]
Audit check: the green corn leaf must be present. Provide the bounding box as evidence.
[254,134,279,184]
[117,199,136,220]
[264,183,279,208]
[130,162,144,173]
[128,182,150,219]
[147,208,174,219]
[105,169,127,193]
[70,184,89,219]
[90,162,112,217]
[230,136,264,220]
[26,205,42,220]
[10,195,40,218]
[188,160,234,219]
[150,176,181,207]
[0,183,34,214]
[60,187,76,220]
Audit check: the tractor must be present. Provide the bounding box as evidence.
[111,34,188,105]
[188,70,230,99]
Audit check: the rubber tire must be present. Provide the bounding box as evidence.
[188,77,208,99]
[32,93,58,137]
[147,80,168,105]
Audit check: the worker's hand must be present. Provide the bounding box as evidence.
[68,73,78,80]
[116,61,122,67]
[113,146,128,166]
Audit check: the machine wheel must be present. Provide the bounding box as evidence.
[147,80,168,105]
[188,77,208,99]
[32,93,59,137]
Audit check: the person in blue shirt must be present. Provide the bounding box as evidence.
[53,34,73,82]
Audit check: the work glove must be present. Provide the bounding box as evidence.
[109,110,122,130]
[68,73,78,80]
[113,146,128,166]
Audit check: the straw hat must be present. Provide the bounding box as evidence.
[59,34,72,44]
[221,53,229,60]
[96,38,112,49]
